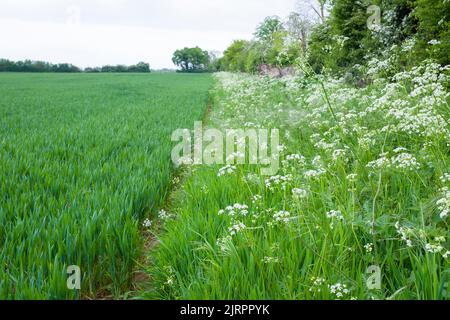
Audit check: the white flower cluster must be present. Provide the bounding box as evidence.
[309,277,326,293]
[265,174,293,190]
[367,151,421,171]
[218,204,249,217]
[283,154,306,166]
[424,243,445,254]
[326,210,344,229]
[218,165,237,177]
[326,210,344,221]
[142,218,152,228]
[395,222,414,248]
[329,283,350,299]
[228,221,246,236]
[158,209,174,221]
[437,187,450,219]
[252,194,263,204]
[424,237,449,259]
[273,211,291,224]
[263,256,280,264]
[304,169,326,180]
[390,153,421,170]
[440,173,450,184]
[364,243,374,253]
[292,188,309,199]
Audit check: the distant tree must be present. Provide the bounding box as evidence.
[207,51,223,72]
[127,62,151,72]
[172,47,210,72]
[0,59,81,72]
[222,40,250,72]
[254,16,285,42]
[285,12,312,54]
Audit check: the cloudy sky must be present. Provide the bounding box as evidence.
[0,0,297,69]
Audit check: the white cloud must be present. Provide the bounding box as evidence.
[0,0,296,68]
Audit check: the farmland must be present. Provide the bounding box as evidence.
[0,73,212,299]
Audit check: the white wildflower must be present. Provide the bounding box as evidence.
[142,219,152,228]
[218,165,237,177]
[273,211,291,224]
[292,188,309,199]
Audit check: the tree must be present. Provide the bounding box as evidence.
[254,16,285,42]
[222,40,249,72]
[414,0,450,65]
[172,47,210,72]
[285,12,313,54]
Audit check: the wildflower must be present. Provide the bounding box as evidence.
[292,188,309,199]
[172,177,180,185]
[326,210,344,221]
[366,153,390,170]
[218,165,236,177]
[252,195,262,204]
[437,187,450,219]
[263,256,280,264]
[304,169,326,180]
[284,154,306,166]
[273,211,291,224]
[329,283,350,299]
[391,153,421,171]
[158,209,173,221]
[228,221,246,236]
[332,149,347,162]
[440,173,450,184]
[435,237,446,243]
[309,277,326,293]
[443,251,450,259]
[219,204,249,217]
[142,219,152,228]
[346,173,358,182]
[393,147,408,154]
[364,243,374,253]
[265,174,293,190]
[425,243,444,254]
[428,39,441,46]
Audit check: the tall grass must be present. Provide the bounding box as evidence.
[145,64,449,300]
[0,73,212,299]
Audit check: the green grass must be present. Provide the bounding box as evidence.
[0,72,212,299]
[144,67,449,300]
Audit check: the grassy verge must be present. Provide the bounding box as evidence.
[145,66,449,300]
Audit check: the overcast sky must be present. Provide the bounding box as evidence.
[0,0,297,69]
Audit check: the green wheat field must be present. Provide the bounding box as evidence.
[0,73,212,299]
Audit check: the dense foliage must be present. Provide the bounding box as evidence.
[217,0,449,76]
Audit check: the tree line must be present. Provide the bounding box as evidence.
[174,0,448,76]
[0,59,151,73]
